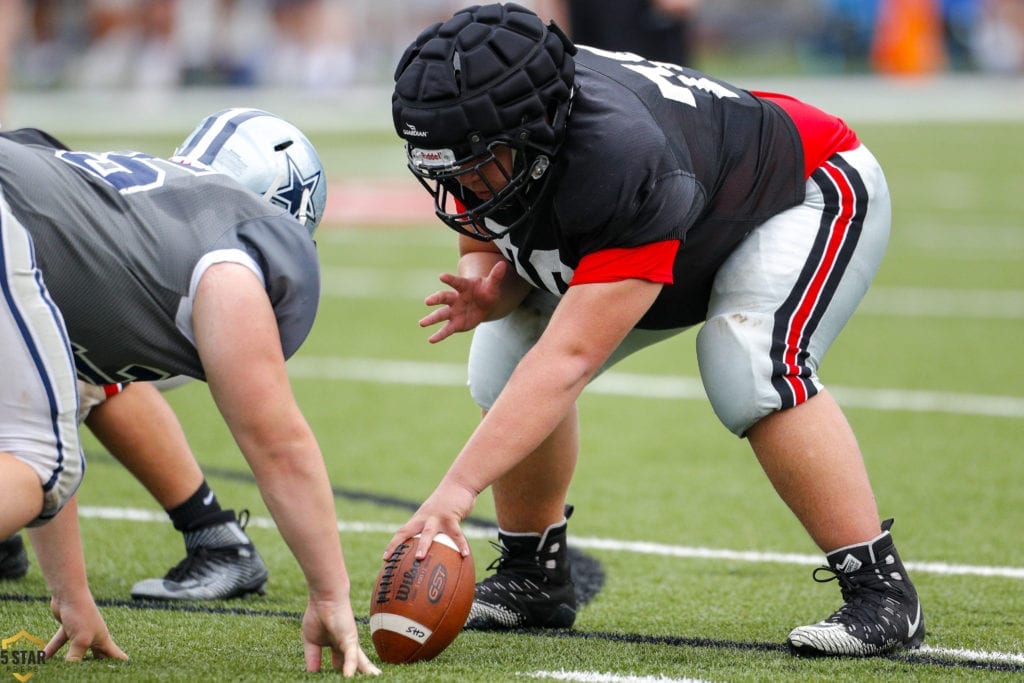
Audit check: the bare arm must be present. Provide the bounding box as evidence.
[192,262,378,676]
[26,496,128,661]
[419,235,531,343]
[390,276,664,558]
[457,234,532,319]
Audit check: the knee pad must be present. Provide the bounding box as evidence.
[696,312,782,437]
[467,292,557,410]
[467,321,514,410]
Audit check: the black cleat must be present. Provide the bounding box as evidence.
[465,512,577,630]
[788,519,924,657]
[0,535,29,580]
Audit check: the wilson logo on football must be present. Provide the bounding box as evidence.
[396,563,420,602]
[427,564,448,603]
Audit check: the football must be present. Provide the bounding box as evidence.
[369,533,475,664]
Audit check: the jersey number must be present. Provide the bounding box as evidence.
[72,342,172,384]
[56,151,207,194]
[579,46,740,108]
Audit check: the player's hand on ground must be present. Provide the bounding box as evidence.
[302,596,381,676]
[419,260,509,343]
[384,482,477,561]
[45,594,128,662]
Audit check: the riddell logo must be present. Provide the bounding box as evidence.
[404,123,429,138]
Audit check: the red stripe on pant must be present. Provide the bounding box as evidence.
[780,161,857,404]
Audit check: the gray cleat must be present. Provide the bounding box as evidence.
[131,510,268,601]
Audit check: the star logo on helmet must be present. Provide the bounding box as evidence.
[270,155,322,223]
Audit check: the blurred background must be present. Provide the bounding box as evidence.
[0,8,1021,674]
[0,0,1022,134]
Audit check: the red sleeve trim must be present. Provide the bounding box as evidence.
[103,383,125,398]
[570,240,680,286]
[753,91,860,178]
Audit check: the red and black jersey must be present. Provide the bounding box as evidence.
[492,46,858,329]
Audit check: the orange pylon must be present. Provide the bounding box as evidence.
[871,0,948,74]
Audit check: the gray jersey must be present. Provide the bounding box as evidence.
[0,133,320,384]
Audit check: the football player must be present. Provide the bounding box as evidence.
[0,110,379,674]
[385,3,924,658]
[0,112,330,601]
[1,378,269,602]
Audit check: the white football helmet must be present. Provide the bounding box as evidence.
[172,108,326,234]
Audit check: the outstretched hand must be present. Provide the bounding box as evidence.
[302,596,381,676]
[419,260,509,343]
[45,594,128,662]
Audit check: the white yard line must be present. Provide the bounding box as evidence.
[914,645,1024,665]
[77,505,1024,667]
[78,506,1024,582]
[319,267,1024,321]
[523,671,710,683]
[285,356,1024,419]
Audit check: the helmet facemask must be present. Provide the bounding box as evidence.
[407,138,553,241]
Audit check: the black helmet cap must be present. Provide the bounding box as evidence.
[392,3,576,159]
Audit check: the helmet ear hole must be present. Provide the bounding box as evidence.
[173,108,326,235]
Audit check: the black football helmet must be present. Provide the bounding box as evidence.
[392,3,576,240]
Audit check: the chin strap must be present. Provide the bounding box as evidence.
[262,171,285,203]
[296,187,312,228]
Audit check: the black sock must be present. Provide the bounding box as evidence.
[167,480,228,532]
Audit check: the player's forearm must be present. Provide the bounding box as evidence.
[25,495,91,599]
[458,250,531,319]
[449,345,591,495]
[243,437,351,598]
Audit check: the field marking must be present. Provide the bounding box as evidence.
[916,645,1024,666]
[524,671,710,683]
[286,356,1024,419]
[75,505,1024,666]
[78,506,1024,582]
[566,535,1024,580]
[320,266,1024,320]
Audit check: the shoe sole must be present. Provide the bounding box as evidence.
[131,575,268,601]
[465,601,576,631]
[787,625,926,657]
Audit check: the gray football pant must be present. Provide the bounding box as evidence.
[467,144,890,437]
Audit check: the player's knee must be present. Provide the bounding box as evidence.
[467,375,500,411]
[697,313,780,437]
